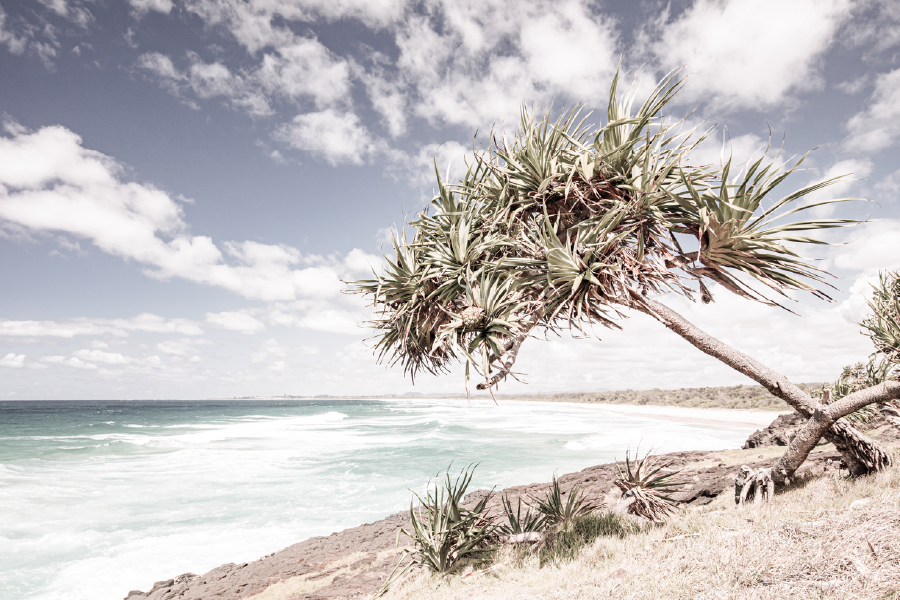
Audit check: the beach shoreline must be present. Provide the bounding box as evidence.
[472,398,788,428]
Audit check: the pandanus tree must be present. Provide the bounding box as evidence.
[352,70,900,494]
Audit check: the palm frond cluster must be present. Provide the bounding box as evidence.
[352,70,856,390]
[378,466,493,596]
[614,448,684,522]
[861,271,900,368]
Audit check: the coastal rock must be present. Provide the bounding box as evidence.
[743,412,805,448]
[744,410,900,449]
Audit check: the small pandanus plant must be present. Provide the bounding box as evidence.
[614,448,685,522]
[377,465,494,597]
[529,473,599,530]
[494,493,545,543]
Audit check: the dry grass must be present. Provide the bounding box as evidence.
[384,466,900,599]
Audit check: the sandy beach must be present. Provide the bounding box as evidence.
[478,398,788,429]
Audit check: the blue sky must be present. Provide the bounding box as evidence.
[0,0,899,399]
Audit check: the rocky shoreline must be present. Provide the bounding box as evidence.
[125,414,900,600]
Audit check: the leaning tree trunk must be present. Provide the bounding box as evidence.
[636,299,897,484]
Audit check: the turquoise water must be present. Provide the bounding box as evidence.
[0,398,758,600]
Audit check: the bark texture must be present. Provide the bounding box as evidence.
[771,383,900,481]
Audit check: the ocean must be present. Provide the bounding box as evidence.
[0,398,769,600]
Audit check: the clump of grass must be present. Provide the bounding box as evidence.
[536,512,638,566]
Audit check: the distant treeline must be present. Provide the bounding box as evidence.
[273,384,824,410]
[490,383,823,410]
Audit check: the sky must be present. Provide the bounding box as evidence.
[0,0,899,399]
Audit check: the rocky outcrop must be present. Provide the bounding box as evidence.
[743,412,806,448]
[744,410,900,449]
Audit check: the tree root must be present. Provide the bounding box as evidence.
[734,465,774,507]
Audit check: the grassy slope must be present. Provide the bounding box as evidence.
[386,446,900,600]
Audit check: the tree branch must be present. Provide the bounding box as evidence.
[824,381,900,419]
[634,298,893,478]
[769,382,900,483]
[476,308,545,391]
[634,298,819,413]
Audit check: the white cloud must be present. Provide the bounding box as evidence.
[42,355,99,370]
[182,0,407,53]
[0,123,368,301]
[844,68,900,153]
[250,338,287,363]
[832,219,900,274]
[275,109,380,166]
[641,0,851,111]
[395,0,619,129]
[0,5,58,69]
[128,0,174,16]
[0,6,29,55]
[516,2,620,100]
[139,36,351,119]
[0,352,25,368]
[138,52,271,115]
[137,52,183,82]
[157,340,187,355]
[157,338,212,356]
[362,70,408,137]
[256,38,351,107]
[146,0,623,159]
[876,168,900,197]
[277,307,364,335]
[343,248,382,275]
[205,311,266,334]
[73,349,131,364]
[836,75,870,95]
[842,0,900,59]
[797,158,874,218]
[405,141,478,186]
[37,0,94,28]
[687,131,771,169]
[0,314,202,338]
